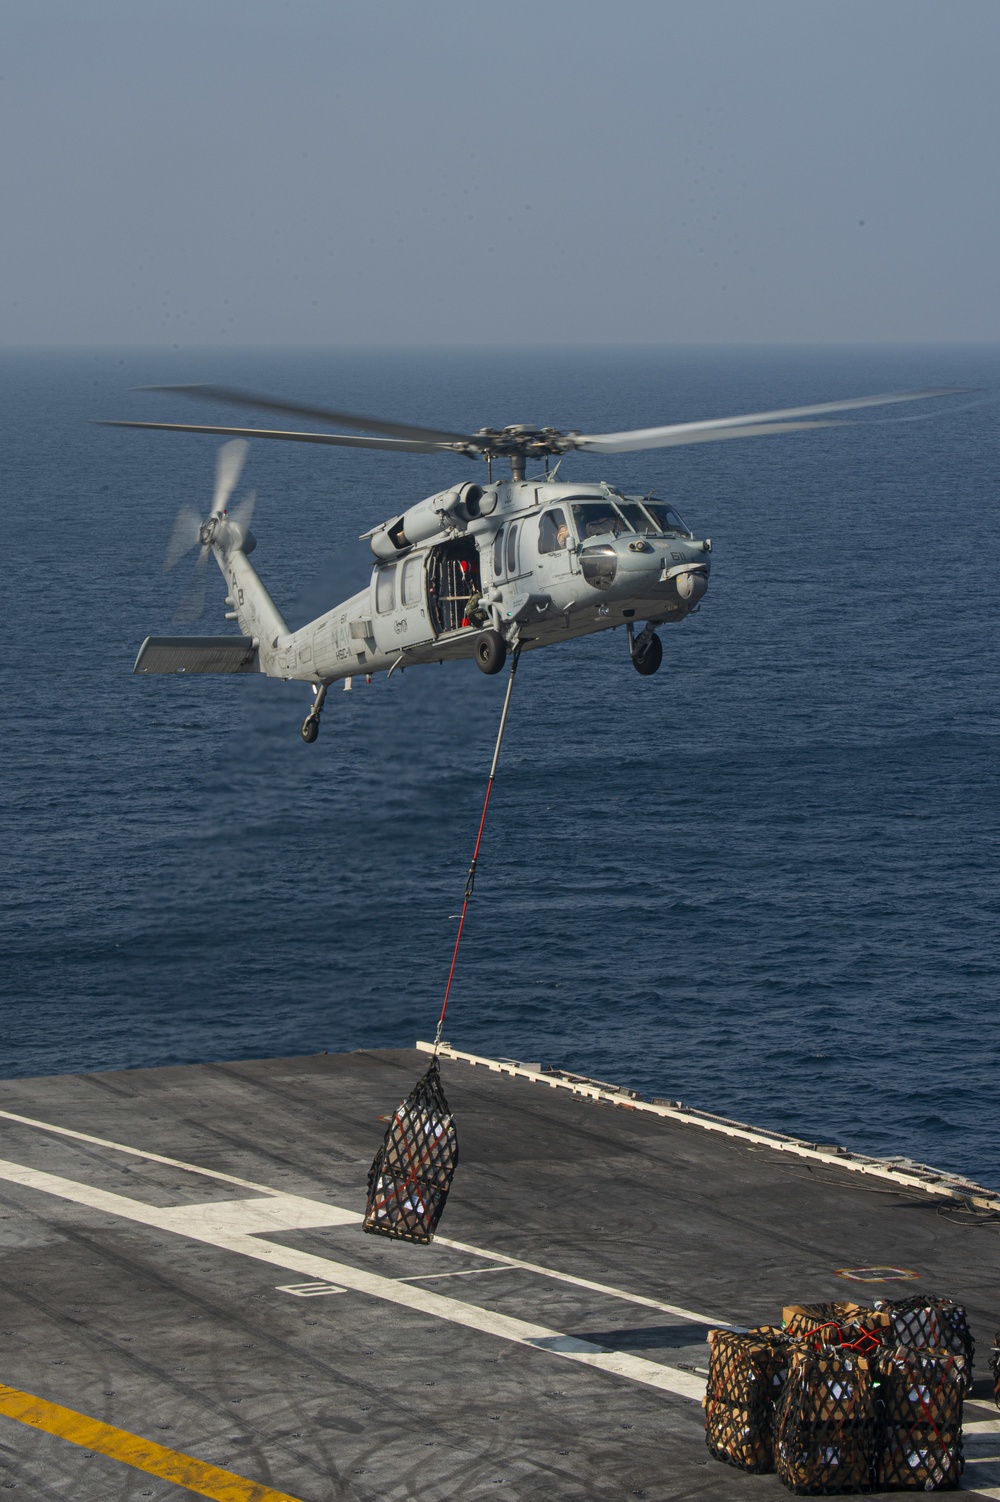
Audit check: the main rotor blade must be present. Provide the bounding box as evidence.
[577,419,845,452]
[213,438,248,512]
[570,387,968,454]
[143,384,477,447]
[98,419,475,456]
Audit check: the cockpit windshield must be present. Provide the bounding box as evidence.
[568,497,690,540]
[615,501,656,533]
[636,499,689,535]
[570,502,633,539]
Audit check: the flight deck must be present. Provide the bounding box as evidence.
[0,1045,997,1500]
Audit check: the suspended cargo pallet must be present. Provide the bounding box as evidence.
[364,1056,458,1245]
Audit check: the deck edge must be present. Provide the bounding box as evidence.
[417,1041,1000,1213]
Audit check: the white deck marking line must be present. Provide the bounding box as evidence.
[397,1266,513,1281]
[0,1156,705,1403]
[0,1108,282,1196]
[0,1108,731,1324]
[434,1234,727,1324]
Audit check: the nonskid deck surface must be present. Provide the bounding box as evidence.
[0,1047,997,1501]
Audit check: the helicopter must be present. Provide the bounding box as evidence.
[103,382,959,742]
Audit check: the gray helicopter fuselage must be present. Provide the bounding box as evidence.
[124,380,958,738]
[222,477,712,684]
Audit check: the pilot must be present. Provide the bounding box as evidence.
[556,522,570,547]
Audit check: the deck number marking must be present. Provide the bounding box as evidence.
[277,1281,346,1297]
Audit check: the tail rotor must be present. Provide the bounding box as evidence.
[163,506,203,574]
[211,437,249,514]
[163,440,249,625]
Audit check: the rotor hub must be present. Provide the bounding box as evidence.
[472,425,571,459]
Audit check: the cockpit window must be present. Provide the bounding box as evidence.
[638,500,689,535]
[615,501,656,533]
[538,508,570,553]
[570,502,634,540]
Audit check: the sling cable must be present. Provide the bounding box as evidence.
[363,645,523,1242]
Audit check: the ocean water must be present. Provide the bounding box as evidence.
[2,345,999,1187]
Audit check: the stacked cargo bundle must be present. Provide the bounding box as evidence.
[874,1345,968,1490]
[782,1303,867,1340]
[704,1295,975,1493]
[773,1346,877,1494]
[782,1302,890,1356]
[876,1295,975,1368]
[873,1294,973,1488]
[705,1326,795,1472]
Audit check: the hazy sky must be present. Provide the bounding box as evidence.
[3,0,998,345]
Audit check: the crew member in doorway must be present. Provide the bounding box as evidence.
[463,586,486,628]
[458,557,486,628]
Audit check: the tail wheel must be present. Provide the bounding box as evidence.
[474,630,507,676]
[300,716,320,743]
[631,632,663,676]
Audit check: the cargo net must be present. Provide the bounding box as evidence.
[773,1347,877,1495]
[876,1296,975,1377]
[363,1057,458,1244]
[875,1345,968,1491]
[782,1303,890,1359]
[704,1298,976,1493]
[705,1326,795,1473]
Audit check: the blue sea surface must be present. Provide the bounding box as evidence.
[2,346,999,1187]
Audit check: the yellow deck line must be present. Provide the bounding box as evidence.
[0,1383,306,1502]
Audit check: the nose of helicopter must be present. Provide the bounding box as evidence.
[576,533,710,611]
[617,537,710,605]
[674,567,708,604]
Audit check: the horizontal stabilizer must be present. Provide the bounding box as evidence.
[133,636,259,675]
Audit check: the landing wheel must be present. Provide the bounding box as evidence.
[300,715,320,744]
[631,632,663,676]
[474,629,507,676]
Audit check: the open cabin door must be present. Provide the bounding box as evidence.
[428,538,483,636]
